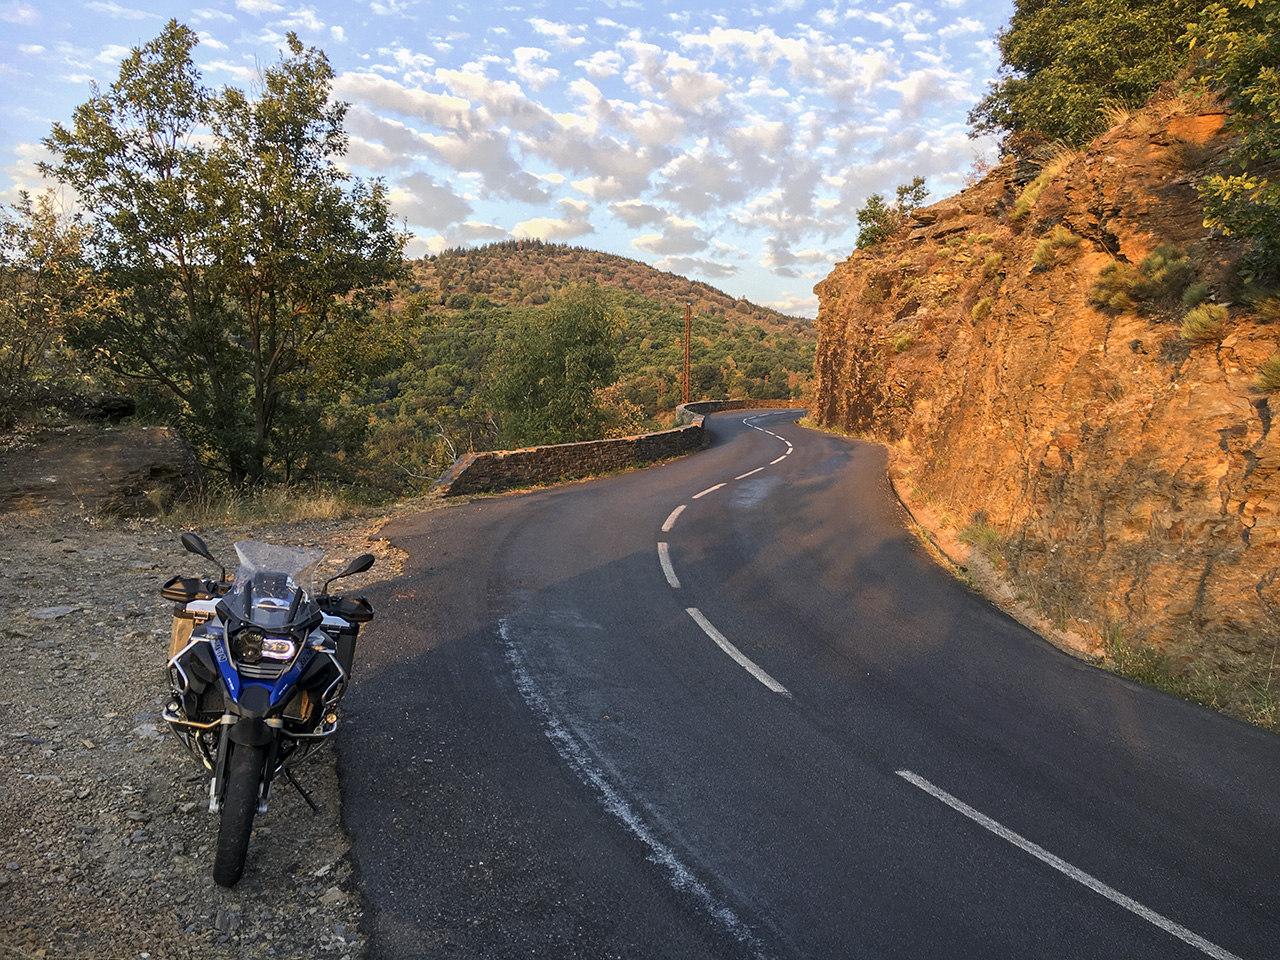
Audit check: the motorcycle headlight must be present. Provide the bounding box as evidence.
[260,637,297,661]
[231,627,265,663]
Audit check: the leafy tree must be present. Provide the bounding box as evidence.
[42,21,404,483]
[856,177,929,249]
[487,284,620,447]
[0,191,110,424]
[969,0,1199,150]
[1186,0,1280,282]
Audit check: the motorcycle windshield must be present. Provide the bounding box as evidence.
[227,540,325,630]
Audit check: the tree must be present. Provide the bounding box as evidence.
[487,284,620,447]
[856,177,929,249]
[42,21,405,482]
[969,0,1199,151]
[1186,0,1280,282]
[0,191,110,424]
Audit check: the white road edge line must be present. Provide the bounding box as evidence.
[662,504,686,532]
[769,454,787,465]
[735,467,764,480]
[896,770,1246,960]
[657,542,681,589]
[499,619,767,955]
[686,608,790,697]
[692,483,726,499]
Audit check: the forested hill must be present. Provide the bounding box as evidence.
[407,240,814,339]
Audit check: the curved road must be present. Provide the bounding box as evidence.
[338,410,1279,959]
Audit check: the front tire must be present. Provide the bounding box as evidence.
[213,743,267,887]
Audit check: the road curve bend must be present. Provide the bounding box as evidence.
[338,410,1280,960]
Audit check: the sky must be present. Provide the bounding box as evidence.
[0,0,1014,317]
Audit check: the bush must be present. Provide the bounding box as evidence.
[1255,353,1280,392]
[1088,245,1197,315]
[1179,303,1228,342]
[892,333,913,353]
[1181,282,1210,307]
[982,253,1004,279]
[971,297,994,323]
[1033,225,1082,268]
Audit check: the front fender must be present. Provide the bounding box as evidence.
[229,717,274,747]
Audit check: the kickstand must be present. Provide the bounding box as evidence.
[282,765,320,813]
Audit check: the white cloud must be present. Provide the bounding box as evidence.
[235,0,285,14]
[510,47,558,90]
[191,8,236,22]
[389,171,473,227]
[631,215,707,256]
[762,292,818,318]
[331,26,346,43]
[95,44,133,64]
[277,7,326,33]
[204,59,261,83]
[18,43,42,54]
[575,50,623,79]
[652,255,738,280]
[608,200,668,228]
[85,1,156,19]
[197,33,229,50]
[570,176,630,201]
[512,197,595,241]
[0,2,39,24]
[528,17,586,49]
[335,74,469,127]
[452,220,509,243]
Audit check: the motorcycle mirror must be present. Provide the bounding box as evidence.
[322,553,375,595]
[180,532,226,581]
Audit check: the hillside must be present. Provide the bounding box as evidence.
[811,90,1280,687]
[358,242,816,485]
[407,241,814,338]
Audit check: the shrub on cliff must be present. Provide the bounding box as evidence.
[1089,245,1198,315]
[1254,353,1280,392]
[856,177,929,249]
[1179,303,1228,342]
[1033,225,1083,268]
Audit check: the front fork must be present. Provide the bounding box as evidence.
[209,716,283,814]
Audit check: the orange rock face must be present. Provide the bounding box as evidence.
[812,101,1279,675]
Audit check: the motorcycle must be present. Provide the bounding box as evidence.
[160,532,374,887]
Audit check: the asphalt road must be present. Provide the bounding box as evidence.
[338,410,1280,959]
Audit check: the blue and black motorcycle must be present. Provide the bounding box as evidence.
[161,533,374,886]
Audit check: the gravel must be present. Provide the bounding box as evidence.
[0,511,405,960]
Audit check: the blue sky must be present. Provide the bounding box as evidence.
[0,0,1013,316]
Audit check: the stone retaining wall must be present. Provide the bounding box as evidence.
[433,399,802,496]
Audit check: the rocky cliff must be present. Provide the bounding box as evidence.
[812,93,1280,677]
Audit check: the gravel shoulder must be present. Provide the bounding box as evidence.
[0,509,409,960]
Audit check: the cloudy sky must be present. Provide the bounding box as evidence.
[0,0,1012,316]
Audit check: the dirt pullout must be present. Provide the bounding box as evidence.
[0,512,404,960]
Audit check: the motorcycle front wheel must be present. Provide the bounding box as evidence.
[213,742,267,887]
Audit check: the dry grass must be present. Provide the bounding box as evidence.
[1012,143,1080,221]
[163,482,388,527]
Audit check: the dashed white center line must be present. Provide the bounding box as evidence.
[769,454,787,465]
[692,483,726,499]
[735,467,764,480]
[686,607,790,697]
[662,505,686,532]
[896,770,1245,960]
[657,542,681,588]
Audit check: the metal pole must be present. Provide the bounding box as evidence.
[683,303,691,405]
